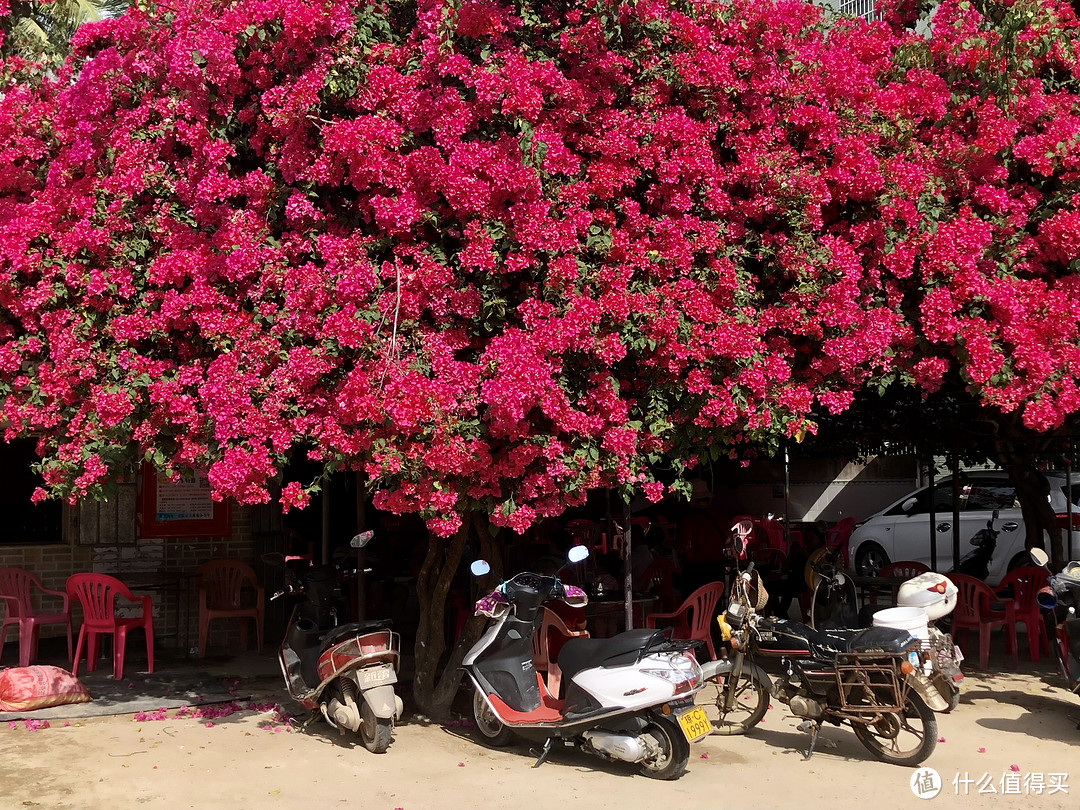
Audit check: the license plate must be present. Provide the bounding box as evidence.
[676,706,712,743]
[357,666,395,687]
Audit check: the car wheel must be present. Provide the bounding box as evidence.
[1008,551,1034,571]
[855,543,889,577]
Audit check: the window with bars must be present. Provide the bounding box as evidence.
[837,0,879,21]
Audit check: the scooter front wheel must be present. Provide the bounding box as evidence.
[638,715,690,780]
[472,688,514,747]
[696,664,770,735]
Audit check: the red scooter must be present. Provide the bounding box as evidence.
[266,531,403,753]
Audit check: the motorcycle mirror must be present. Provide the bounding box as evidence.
[1029,548,1050,568]
[261,552,285,567]
[350,530,375,549]
[470,559,491,577]
[567,545,589,564]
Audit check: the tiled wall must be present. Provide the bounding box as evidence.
[0,503,259,656]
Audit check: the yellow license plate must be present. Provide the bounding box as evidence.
[676,706,712,743]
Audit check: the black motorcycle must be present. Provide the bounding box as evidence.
[1030,549,1080,699]
[695,537,948,766]
[949,510,999,581]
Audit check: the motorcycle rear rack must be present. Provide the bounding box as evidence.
[832,652,908,714]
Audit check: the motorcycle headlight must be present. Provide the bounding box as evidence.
[725,601,747,630]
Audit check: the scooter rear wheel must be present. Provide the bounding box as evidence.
[360,702,393,754]
[472,688,514,747]
[638,716,690,780]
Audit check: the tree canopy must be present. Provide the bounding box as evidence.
[2,0,1080,539]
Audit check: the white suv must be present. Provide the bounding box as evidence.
[848,472,1079,585]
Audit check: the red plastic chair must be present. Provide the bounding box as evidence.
[758,517,786,552]
[66,573,154,680]
[947,573,1018,670]
[566,519,603,554]
[827,517,856,568]
[197,559,265,658]
[645,581,725,661]
[751,547,787,570]
[995,566,1051,663]
[531,605,589,698]
[636,556,680,613]
[0,567,73,668]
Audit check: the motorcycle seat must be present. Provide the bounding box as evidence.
[557,629,659,684]
[771,619,913,655]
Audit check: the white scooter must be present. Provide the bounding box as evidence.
[462,550,709,780]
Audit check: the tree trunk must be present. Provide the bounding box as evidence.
[993,427,1065,571]
[411,512,503,721]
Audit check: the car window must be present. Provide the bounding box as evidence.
[884,484,954,516]
[965,484,1018,511]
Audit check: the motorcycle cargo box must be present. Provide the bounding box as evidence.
[896,572,956,622]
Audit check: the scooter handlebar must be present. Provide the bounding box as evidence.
[270,582,304,601]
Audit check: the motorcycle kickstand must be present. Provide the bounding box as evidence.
[802,721,822,760]
[531,737,555,768]
[298,710,321,733]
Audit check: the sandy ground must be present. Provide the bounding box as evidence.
[1,653,1078,810]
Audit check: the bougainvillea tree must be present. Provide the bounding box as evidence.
[0,0,917,713]
[5,0,1080,713]
[856,0,1080,567]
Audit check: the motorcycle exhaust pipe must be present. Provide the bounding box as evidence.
[582,730,646,763]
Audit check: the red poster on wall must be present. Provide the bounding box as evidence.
[138,465,232,538]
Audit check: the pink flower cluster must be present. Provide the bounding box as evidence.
[132,700,292,727]
[1,0,1080,532]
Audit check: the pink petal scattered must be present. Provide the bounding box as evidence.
[938,737,945,743]
[700,753,709,759]
[458,762,465,767]
[978,747,985,753]
[1010,764,1020,772]
[204,722,214,728]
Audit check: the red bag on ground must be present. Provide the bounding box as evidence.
[0,666,92,712]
